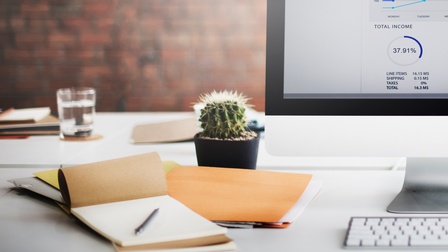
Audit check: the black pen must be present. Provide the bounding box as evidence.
[135,208,159,236]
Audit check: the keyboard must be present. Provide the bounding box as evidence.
[344,217,448,248]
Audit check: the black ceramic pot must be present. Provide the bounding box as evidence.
[193,132,261,169]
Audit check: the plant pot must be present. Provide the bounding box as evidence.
[193,132,261,169]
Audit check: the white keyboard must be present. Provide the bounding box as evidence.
[344,217,448,248]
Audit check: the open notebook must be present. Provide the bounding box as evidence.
[24,152,234,251]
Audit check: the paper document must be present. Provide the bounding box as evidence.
[167,166,313,227]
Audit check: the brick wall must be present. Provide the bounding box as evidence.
[0,0,266,112]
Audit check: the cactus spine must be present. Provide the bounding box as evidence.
[197,90,253,140]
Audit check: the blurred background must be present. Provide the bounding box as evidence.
[0,0,266,113]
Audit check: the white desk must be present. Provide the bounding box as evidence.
[1,168,409,252]
[0,112,200,168]
[0,112,437,252]
[0,112,402,169]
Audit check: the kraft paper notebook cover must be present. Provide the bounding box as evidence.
[32,160,182,191]
[166,166,313,226]
[57,152,231,249]
[130,116,198,143]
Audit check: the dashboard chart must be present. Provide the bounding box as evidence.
[367,0,448,94]
[283,0,448,98]
[370,0,448,21]
[382,0,427,9]
[388,35,423,66]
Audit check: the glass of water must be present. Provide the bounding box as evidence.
[57,87,96,138]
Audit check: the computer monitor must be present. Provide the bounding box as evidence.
[265,0,448,213]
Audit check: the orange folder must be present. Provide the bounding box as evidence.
[167,166,312,226]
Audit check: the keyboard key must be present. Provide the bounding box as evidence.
[376,239,391,246]
[344,217,448,249]
[391,238,409,246]
[411,239,448,246]
[345,238,361,246]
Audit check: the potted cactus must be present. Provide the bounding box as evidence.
[193,90,260,169]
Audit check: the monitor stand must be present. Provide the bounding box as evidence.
[388,157,448,213]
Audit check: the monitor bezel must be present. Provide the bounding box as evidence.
[265,0,448,116]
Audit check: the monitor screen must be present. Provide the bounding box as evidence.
[265,0,448,213]
[265,0,448,157]
[266,0,448,116]
[284,0,448,100]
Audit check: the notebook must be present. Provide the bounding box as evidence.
[0,107,51,124]
[130,116,198,143]
[57,152,233,249]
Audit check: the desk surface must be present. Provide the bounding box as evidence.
[0,112,402,170]
[1,168,411,252]
[0,112,433,252]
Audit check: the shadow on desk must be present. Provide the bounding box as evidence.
[0,188,112,252]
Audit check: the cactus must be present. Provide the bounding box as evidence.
[197,90,254,140]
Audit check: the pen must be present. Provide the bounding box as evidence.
[134,208,159,236]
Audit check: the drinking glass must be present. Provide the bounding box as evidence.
[57,87,96,138]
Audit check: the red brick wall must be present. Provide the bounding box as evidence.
[0,0,266,112]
